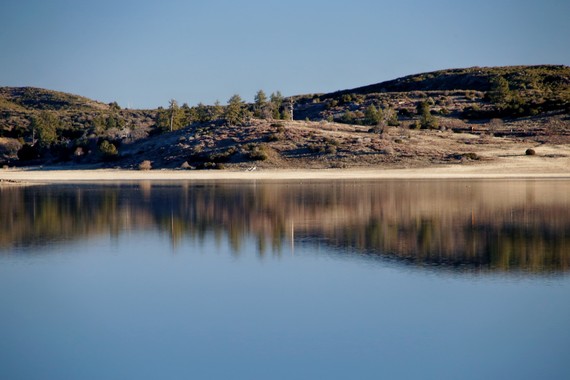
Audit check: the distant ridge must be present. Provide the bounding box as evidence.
[0,86,108,112]
[322,65,570,98]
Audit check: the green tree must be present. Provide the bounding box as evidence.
[254,90,268,119]
[225,94,246,125]
[270,91,284,119]
[417,101,438,129]
[385,107,400,126]
[168,99,185,131]
[488,76,511,105]
[108,101,121,111]
[155,107,169,131]
[195,102,210,123]
[31,111,60,147]
[364,104,383,126]
[155,100,185,131]
[181,103,194,124]
[341,111,356,124]
[212,100,224,120]
[99,140,118,157]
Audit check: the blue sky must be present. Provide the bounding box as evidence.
[1,0,569,108]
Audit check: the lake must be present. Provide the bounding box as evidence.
[1,179,569,379]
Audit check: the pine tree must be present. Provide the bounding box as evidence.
[155,100,185,132]
[254,90,268,119]
[270,91,284,119]
[417,101,438,129]
[212,100,224,120]
[364,104,383,126]
[31,111,59,147]
[488,76,511,105]
[225,94,246,125]
[195,102,210,123]
[168,99,184,131]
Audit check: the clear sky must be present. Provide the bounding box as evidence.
[1,0,569,109]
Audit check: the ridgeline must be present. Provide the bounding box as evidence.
[1,65,569,169]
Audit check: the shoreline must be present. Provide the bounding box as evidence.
[1,161,569,184]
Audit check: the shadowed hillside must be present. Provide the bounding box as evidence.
[324,65,570,95]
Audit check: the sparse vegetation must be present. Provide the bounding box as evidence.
[244,144,269,161]
[1,65,569,169]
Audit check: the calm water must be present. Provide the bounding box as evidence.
[1,180,569,379]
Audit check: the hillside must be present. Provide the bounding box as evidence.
[1,65,569,169]
[325,65,570,94]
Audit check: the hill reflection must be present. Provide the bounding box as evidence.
[1,180,569,274]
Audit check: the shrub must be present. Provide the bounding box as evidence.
[340,94,353,104]
[308,143,325,154]
[267,132,283,142]
[138,160,152,170]
[245,144,269,161]
[410,120,421,130]
[369,126,385,134]
[340,111,356,124]
[525,148,536,156]
[197,162,225,170]
[325,145,337,155]
[99,140,118,157]
[17,144,40,161]
[463,152,480,160]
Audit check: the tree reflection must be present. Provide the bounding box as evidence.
[1,180,569,274]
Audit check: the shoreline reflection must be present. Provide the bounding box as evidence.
[1,180,569,274]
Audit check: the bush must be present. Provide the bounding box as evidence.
[525,148,536,156]
[325,145,337,155]
[410,120,422,130]
[17,144,40,161]
[368,126,385,134]
[245,144,269,161]
[197,161,224,170]
[99,140,118,157]
[267,132,284,142]
[138,160,152,170]
[463,152,480,160]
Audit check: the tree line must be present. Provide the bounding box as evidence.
[155,90,293,132]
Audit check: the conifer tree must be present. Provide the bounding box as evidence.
[195,102,210,123]
[31,111,59,147]
[364,104,383,126]
[488,76,511,106]
[254,90,268,118]
[225,94,246,125]
[270,91,284,119]
[417,101,438,129]
[212,100,224,120]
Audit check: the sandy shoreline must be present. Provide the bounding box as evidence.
[1,157,569,184]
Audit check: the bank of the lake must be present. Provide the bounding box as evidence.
[1,156,570,184]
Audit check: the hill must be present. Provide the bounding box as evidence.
[325,65,570,94]
[1,65,569,169]
[0,87,109,111]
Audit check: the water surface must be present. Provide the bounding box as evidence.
[1,180,569,379]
